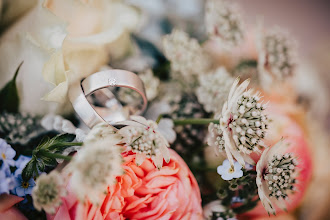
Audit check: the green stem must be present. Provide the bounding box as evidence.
[58,142,83,147]
[156,114,164,124]
[40,150,73,161]
[173,118,219,125]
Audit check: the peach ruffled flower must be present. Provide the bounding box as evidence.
[49,149,203,220]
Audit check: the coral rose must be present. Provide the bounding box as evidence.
[49,149,203,220]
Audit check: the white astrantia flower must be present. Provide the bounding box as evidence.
[163,29,211,85]
[257,26,297,87]
[205,0,244,49]
[69,138,124,204]
[218,78,269,168]
[32,171,66,214]
[197,67,234,113]
[256,139,299,216]
[217,159,243,181]
[118,116,170,169]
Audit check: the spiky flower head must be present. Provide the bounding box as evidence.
[205,0,244,48]
[217,78,269,167]
[69,129,124,204]
[118,116,170,169]
[32,171,66,214]
[256,140,299,215]
[197,67,234,113]
[0,112,44,145]
[163,29,211,86]
[257,27,297,85]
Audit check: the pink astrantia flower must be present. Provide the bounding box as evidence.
[49,149,202,220]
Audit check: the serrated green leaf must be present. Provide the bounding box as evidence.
[22,159,35,181]
[36,136,51,150]
[39,155,57,167]
[46,133,76,151]
[0,62,23,113]
[36,159,45,172]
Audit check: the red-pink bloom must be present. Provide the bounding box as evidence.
[49,149,203,220]
[0,194,26,220]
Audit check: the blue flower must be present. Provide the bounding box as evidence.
[0,138,16,168]
[11,169,35,197]
[15,155,31,170]
[0,165,15,194]
[217,159,243,181]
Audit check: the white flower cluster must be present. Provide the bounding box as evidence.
[118,116,170,169]
[258,27,297,82]
[69,136,123,204]
[216,78,269,167]
[197,67,234,113]
[205,0,244,48]
[118,69,160,104]
[256,140,299,215]
[41,114,86,142]
[207,123,225,152]
[32,171,66,214]
[0,112,43,145]
[163,29,211,84]
[264,153,298,200]
[139,69,160,101]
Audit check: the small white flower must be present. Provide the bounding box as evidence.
[41,114,87,142]
[197,67,234,113]
[257,26,297,87]
[217,159,243,181]
[217,78,269,168]
[205,0,244,48]
[143,101,177,144]
[256,140,299,215]
[118,116,170,169]
[163,29,211,86]
[69,135,123,204]
[32,171,66,214]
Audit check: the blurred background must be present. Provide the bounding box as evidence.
[1,0,329,219]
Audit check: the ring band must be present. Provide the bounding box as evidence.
[68,69,147,128]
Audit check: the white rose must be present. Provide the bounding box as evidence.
[0,0,140,115]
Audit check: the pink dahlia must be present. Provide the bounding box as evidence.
[50,149,203,220]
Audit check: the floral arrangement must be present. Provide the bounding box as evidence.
[0,0,315,219]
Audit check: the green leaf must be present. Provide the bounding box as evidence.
[36,159,45,172]
[39,155,57,167]
[22,158,36,181]
[0,62,23,113]
[46,133,76,151]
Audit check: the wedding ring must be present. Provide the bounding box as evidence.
[68,69,147,128]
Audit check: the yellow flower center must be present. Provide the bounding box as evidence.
[21,181,30,189]
[1,153,6,160]
[228,167,234,173]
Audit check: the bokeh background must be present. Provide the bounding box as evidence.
[1,1,329,219]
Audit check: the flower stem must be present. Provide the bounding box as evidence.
[40,150,72,161]
[173,118,219,125]
[58,142,83,147]
[156,114,164,124]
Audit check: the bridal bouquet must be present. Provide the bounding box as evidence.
[0,0,315,219]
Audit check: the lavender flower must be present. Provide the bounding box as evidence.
[0,138,16,168]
